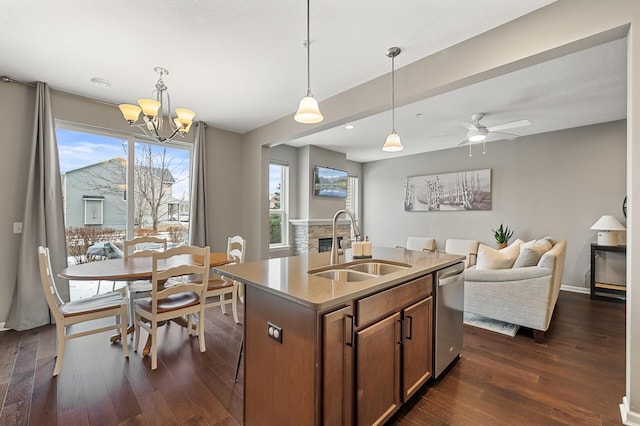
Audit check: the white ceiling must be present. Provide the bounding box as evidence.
[0,1,627,163]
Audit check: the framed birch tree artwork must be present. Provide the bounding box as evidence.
[404,169,491,211]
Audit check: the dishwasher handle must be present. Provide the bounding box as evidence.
[437,262,465,284]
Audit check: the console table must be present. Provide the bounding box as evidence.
[590,243,626,302]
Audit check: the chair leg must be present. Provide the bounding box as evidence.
[134,311,141,353]
[120,307,129,358]
[220,294,228,315]
[198,308,206,353]
[151,321,158,370]
[231,283,240,324]
[234,337,243,383]
[53,323,65,376]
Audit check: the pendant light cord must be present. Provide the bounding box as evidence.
[306,0,311,96]
[391,54,396,133]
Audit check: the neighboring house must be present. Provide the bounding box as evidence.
[62,157,186,229]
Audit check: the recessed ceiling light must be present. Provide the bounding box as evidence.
[91,77,111,88]
[345,124,354,130]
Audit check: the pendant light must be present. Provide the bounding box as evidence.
[294,0,323,124]
[382,47,404,152]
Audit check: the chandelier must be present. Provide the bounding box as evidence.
[118,67,195,142]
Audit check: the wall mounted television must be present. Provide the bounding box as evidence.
[313,166,348,198]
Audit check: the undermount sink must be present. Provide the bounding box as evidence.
[346,262,409,275]
[311,269,377,282]
[309,259,411,282]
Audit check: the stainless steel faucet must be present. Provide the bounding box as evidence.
[330,209,361,265]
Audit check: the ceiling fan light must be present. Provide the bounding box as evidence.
[382,132,404,152]
[467,128,488,142]
[294,96,323,123]
[118,104,141,123]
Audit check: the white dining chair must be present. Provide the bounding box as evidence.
[123,236,168,325]
[133,245,210,370]
[38,246,129,376]
[203,235,246,324]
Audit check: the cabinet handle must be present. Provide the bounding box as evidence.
[406,315,413,340]
[346,314,355,347]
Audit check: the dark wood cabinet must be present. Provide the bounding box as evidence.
[356,312,402,426]
[402,296,433,400]
[322,305,354,426]
[244,274,434,426]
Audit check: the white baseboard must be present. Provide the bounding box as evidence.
[620,396,640,425]
[560,285,590,294]
[0,322,9,331]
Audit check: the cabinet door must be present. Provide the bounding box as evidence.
[402,296,433,400]
[356,312,401,426]
[322,305,354,426]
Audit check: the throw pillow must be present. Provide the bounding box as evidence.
[475,242,521,270]
[513,238,553,268]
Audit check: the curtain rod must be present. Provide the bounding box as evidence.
[1,75,36,87]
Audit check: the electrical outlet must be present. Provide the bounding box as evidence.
[267,321,283,343]
[13,222,22,234]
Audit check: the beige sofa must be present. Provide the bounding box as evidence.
[463,239,567,342]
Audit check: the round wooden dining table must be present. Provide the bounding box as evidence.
[58,251,236,354]
[58,252,235,281]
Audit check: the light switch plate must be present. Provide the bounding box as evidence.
[13,222,22,234]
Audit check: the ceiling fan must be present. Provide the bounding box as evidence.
[457,113,531,156]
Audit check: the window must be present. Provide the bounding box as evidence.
[346,174,360,239]
[269,162,289,247]
[56,124,192,298]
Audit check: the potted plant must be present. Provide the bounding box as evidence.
[492,224,514,249]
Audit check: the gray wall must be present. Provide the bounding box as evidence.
[362,120,626,289]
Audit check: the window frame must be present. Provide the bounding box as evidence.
[269,161,289,248]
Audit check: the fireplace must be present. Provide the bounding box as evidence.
[318,237,342,253]
[289,219,352,255]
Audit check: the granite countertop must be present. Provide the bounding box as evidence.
[214,246,464,310]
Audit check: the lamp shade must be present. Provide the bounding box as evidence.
[590,215,626,231]
[591,215,625,246]
[137,99,161,117]
[118,104,142,122]
[382,132,404,152]
[294,96,323,123]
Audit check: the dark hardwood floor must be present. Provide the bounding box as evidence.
[0,291,626,425]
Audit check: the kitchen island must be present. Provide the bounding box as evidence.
[214,246,464,426]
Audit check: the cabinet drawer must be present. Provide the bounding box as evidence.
[356,274,432,327]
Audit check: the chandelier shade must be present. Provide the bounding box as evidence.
[118,67,195,143]
[294,0,323,124]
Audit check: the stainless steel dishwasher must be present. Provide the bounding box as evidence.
[434,261,465,378]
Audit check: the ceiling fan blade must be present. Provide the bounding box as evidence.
[487,119,531,132]
[460,122,478,131]
[486,131,520,141]
[456,138,470,146]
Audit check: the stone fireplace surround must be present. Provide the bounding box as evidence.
[290,219,353,255]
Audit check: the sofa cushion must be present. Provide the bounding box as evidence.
[476,242,521,270]
[513,238,553,268]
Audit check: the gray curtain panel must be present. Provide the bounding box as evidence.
[6,82,68,331]
[188,121,210,247]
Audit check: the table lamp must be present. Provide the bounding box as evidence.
[590,215,626,246]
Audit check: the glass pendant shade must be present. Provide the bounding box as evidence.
[175,108,196,125]
[174,117,193,134]
[118,104,142,123]
[294,95,323,123]
[137,98,161,117]
[382,132,404,152]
